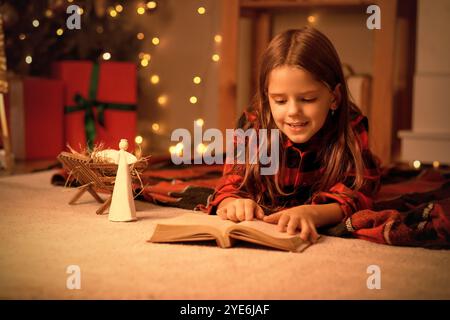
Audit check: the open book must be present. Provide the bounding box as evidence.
[148,213,314,252]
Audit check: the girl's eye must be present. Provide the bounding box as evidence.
[272,97,316,104]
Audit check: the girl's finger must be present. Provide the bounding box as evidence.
[217,208,227,220]
[308,221,320,243]
[277,214,290,232]
[255,205,265,220]
[299,219,310,241]
[226,205,238,222]
[235,200,245,221]
[263,212,282,224]
[287,216,300,235]
[244,200,255,221]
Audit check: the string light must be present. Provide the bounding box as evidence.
[68,0,74,3]
[197,143,207,154]
[193,76,201,84]
[147,1,157,9]
[139,52,152,60]
[102,52,111,60]
[137,33,145,40]
[137,7,146,15]
[150,75,160,84]
[195,118,204,126]
[175,143,184,154]
[214,35,222,43]
[115,5,123,12]
[140,59,149,67]
[152,37,160,45]
[189,96,198,104]
[45,9,53,18]
[152,123,160,132]
[212,54,220,62]
[19,34,26,40]
[110,9,118,17]
[77,7,84,15]
[433,161,440,168]
[307,15,316,24]
[413,160,421,169]
[96,26,104,34]
[32,20,40,27]
[169,143,183,156]
[197,7,206,15]
[25,56,33,64]
[135,136,143,144]
[56,28,64,36]
[158,95,168,106]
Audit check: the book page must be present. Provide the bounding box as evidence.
[236,220,301,239]
[228,220,313,252]
[153,212,236,233]
[149,212,237,247]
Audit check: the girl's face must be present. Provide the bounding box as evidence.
[268,65,338,144]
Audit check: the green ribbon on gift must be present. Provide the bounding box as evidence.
[64,63,137,150]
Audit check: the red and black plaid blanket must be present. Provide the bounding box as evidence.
[51,157,450,249]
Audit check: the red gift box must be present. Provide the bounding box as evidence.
[52,61,137,152]
[7,76,64,160]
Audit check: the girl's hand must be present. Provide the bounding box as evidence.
[263,207,320,243]
[216,198,265,222]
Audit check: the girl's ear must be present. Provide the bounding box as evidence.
[332,83,342,108]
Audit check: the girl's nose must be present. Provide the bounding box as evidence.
[286,100,303,116]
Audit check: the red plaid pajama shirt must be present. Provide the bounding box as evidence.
[206,110,382,222]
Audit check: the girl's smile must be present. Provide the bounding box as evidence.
[286,121,309,131]
[268,65,339,144]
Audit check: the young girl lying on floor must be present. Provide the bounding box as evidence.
[207,27,381,243]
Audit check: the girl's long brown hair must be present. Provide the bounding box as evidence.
[237,27,367,211]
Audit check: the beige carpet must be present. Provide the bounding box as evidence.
[0,170,449,300]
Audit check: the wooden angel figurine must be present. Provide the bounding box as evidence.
[108,139,137,222]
